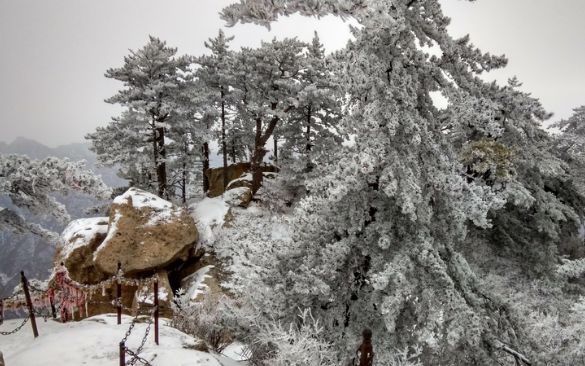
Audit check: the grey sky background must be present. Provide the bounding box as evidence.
[0,0,583,147]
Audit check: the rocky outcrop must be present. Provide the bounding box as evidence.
[206,163,278,197]
[51,187,240,320]
[206,162,251,197]
[93,188,198,275]
[55,217,110,284]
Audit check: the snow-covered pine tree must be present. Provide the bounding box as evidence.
[230,38,306,194]
[220,1,557,364]
[552,105,585,192]
[86,110,154,191]
[196,30,236,191]
[0,154,111,241]
[280,32,343,165]
[87,36,191,199]
[439,75,585,274]
[262,32,346,208]
[553,105,585,159]
[166,83,209,203]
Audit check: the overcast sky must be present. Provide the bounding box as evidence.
[0,0,583,147]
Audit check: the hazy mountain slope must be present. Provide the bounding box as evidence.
[0,137,125,297]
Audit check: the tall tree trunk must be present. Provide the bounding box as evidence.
[181,144,187,204]
[250,114,280,194]
[152,124,158,193]
[202,142,210,194]
[273,133,278,165]
[221,87,228,190]
[230,137,236,164]
[306,105,312,153]
[155,126,167,199]
[305,105,313,172]
[251,117,264,194]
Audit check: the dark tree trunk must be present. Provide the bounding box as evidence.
[251,117,264,194]
[221,87,228,190]
[305,105,314,172]
[181,157,187,204]
[230,137,236,164]
[152,124,158,192]
[155,126,167,199]
[250,114,280,194]
[202,142,210,194]
[306,105,312,153]
[273,134,278,165]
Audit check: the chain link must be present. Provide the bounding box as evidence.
[0,316,30,335]
[128,314,153,366]
[125,348,154,366]
[121,285,153,345]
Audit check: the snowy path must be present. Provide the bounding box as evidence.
[0,314,245,366]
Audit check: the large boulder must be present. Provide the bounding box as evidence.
[206,162,251,197]
[223,187,253,208]
[206,163,279,197]
[94,188,198,275]
[55,217,110,284]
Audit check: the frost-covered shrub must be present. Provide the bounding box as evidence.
[524,297,585,365]
[171,292,236,353]
[249,309,337,366]
[385,346,423,366]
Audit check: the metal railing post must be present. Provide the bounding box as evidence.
[20,271,38,338]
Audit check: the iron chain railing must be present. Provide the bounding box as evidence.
[0,315,30,336]
[125,348,154,366]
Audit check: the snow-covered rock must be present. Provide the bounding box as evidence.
[225,173,253,191]
[56,217,109,283]
[94,188,198,275]
[1,314,246,366]
[191,197,231,246]
[223,187,253,208]
[206,162,251,197]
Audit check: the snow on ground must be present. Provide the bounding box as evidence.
[59,217,109,259]
[190,197,230,245]
[1,314,246,366]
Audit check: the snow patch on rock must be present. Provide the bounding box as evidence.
[113,187,172,210]
[94,211,122,258]
[113,187,179,227]
[59,217,108,260]
[190,197,230,245]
